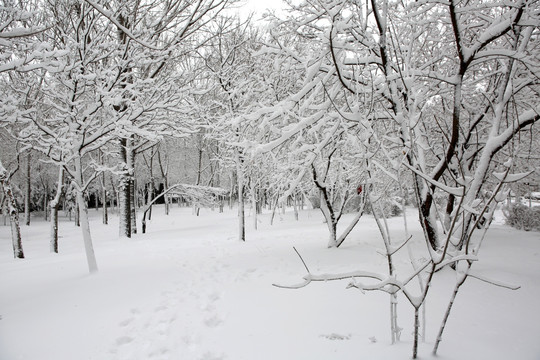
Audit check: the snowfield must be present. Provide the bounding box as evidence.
[1,206,539,360]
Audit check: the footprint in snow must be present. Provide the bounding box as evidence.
[119,318,134,327]
[204,314,223,328]
[148,347,169,358]
[154,304,168,312]
[116,336,134,346]
[199,352,225,360]
[320,333,351,341]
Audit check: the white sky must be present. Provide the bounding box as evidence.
[228,0,289,20]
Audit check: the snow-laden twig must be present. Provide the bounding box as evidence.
[403,163,464,196]
[468,271,521,290]
[434,254,478,271]
[375,235,413,257]
[82,0,163,51]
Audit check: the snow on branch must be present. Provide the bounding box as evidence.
[404,163,465,196]
[82,0,162,51]
[273,269,387,289]
[492,170,534,183]
[434,254,478,271]
[0,27,45,39]
[467,271,521,290]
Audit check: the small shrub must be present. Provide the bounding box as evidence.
[502,204,540,231]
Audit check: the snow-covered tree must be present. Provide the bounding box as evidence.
[265,0,539,357]
[82,0,236,238]
[201,17,266,241]
[0,159,24,258]
[0,0,53,259]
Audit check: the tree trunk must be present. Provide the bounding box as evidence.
[293,194,299,221]
[270,196,279,226]
[119,138,131,237]
[193,145,203,216]
[130,174,137,234]
[147,182,153,220]
[319,191,337,248]
[50,167,64,253]
[444,193,455,231]
[164,181,170,215]
[43,193,49,221]
[229,172,235,210]
[433,272,468,355]
[101,173,108,225]
[251,182,257,230]
[157,149,170,216]
[24,151,31,226]
[74,156,98,273]
[236,151,245,241]
[0,161,24,259]
[75,198,80,227]
[109,174,118,213]
[413,307,419,359]
[2,194,7,226]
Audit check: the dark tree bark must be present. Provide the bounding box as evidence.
[24,151,31,226]
[50,167,64,253]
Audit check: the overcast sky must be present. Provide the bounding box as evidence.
[230,0,289,20]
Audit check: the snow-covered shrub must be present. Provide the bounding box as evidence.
[503,204,540,231]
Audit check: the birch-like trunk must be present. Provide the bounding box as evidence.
[50,167,64,253]
[119,138,131,238]
[0,162,24,259]
[74,156,98,273]
[130,174,137,234]
[119,175,131,237]
[413,307,420,359]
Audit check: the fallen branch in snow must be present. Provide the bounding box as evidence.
[294,246,310,273]
[272,269,387,290]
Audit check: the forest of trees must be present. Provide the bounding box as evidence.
[1,0,538,358]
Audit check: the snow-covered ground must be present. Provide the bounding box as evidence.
[1,205,539,360]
